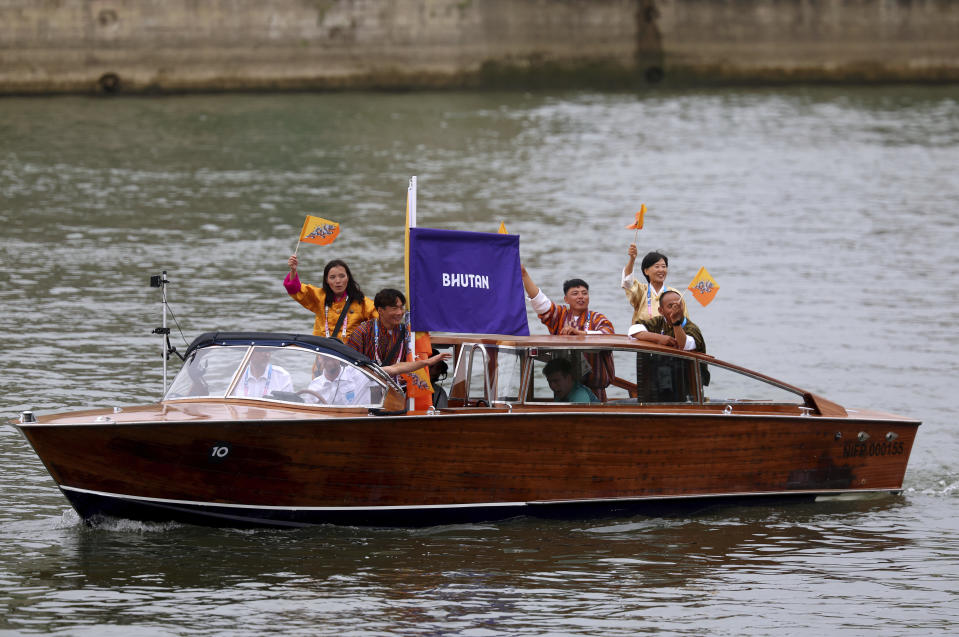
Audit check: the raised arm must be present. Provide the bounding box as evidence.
[520,263,540,299]
[624,243,638,276]
[284,254,302,294]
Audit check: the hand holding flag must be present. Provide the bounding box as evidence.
[688,266,720,307]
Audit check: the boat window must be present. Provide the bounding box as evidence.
[227,346,384,406]
[449,345,523,405]
[604,349,636,402]
[166,346,249,399]
[527,348,610,404]
[701,363,805,405]
[494,348,523,403]
[166,345,387,407]
[526,347,697,405]
[453,345,489,404]
[633,351,698,404]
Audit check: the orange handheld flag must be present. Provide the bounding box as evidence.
[401,331,434,411]
[625,204,647,230]
[299,215,340,246]
[688,266,720,307]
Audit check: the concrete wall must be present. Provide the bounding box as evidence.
[1,0,957,95]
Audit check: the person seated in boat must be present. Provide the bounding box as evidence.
[521,264,615,400]
[622,244,689,324]
[345,288,450,378]
[235,349,294,399]
[284,255,378,342]
[627,290,705,354]
[299,355,372,406]
[543,358,598,404]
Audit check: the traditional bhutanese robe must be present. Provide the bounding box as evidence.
[532,292,615,337]
[284,272,377,340]
[622,271,689,325]
[532,293,615,400]
[639,316,707,354]
[346,319,408,367]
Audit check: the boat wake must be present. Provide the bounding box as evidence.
[71,511,186,534]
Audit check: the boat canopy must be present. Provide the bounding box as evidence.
[183,331,374,365]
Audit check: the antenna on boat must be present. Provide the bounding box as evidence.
[150,270,171,396]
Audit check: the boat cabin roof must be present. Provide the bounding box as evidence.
[184,331,373,365]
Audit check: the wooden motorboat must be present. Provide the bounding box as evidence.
[14,331,920,527]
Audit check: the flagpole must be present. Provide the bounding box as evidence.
[293,215,307,257]
[405,176,418,411]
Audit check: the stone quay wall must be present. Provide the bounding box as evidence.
[1,0,957,95]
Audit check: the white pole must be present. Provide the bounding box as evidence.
[407,176,417,410]
[160,270,169,395]
[408,175,417,227]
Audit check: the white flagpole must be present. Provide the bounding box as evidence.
[408,176,417,227]
[406,176,418,410]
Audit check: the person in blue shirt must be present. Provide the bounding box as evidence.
[543,358,598,403]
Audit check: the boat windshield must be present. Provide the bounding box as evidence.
[165,345,388,407]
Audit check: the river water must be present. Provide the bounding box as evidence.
[1,87,957,635]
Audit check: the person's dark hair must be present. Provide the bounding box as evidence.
[640,251,669,282]
[543,357,573,378]
[373,288,406,310]
[659,289,681,305]
[428,349,448,382]
[563,278,589,294]
[322,259,365,306]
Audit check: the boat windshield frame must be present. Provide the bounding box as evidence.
[163,332,399,407]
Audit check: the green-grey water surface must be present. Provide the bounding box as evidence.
[1,88,958,635]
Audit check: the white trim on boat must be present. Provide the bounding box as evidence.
[60,485,528,511]
[60,485,900,512]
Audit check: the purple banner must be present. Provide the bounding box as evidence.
[409,227,529,335]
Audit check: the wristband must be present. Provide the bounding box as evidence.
[672,317,687,328]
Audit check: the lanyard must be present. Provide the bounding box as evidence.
[243,364,272,397]
[568,309,593,331]
[373,321,404,366]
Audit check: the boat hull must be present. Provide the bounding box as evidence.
[19,409,918,527]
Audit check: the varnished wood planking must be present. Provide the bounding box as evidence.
[22,410,917,508]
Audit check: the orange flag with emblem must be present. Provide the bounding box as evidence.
[688,266,720,307]
[299,215,340,246]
